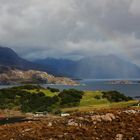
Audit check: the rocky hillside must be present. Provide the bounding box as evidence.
[0,108,139,140]
[0,66,77,85]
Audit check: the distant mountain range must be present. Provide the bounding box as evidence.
[35,56,140,79]
[0,46,140,79]
[35,58,78,77]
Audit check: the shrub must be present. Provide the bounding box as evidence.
[58,89,84,107]
[94,95,101,99]
[102,91,133,102]
[47,87,60,92]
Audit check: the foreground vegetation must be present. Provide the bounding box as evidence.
[0,85,138,113]
[0,108,140,140]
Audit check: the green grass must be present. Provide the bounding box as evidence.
[80,91,109,106]
[26,89,58,97]
[62,100,138,112]
[62,90,139,112]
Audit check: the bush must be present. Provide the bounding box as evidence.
[102,91,133,102]
[94,95,101,99]
[58,89,84,107]
[47,87,60,92]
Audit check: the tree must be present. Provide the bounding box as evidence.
[58,89,84,107]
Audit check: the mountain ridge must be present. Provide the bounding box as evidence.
[0,46,140,79]
[35,56,140,79]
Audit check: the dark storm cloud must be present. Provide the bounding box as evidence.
[0,0,140,65]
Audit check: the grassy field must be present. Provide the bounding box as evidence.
[25,88,139,112]
[62,100,138,112]
[62,90,138,112]
[80,91,109,106]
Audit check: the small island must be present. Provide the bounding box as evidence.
[107,80,140,84]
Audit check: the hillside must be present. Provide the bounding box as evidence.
[0,108,140,140]
[0,66,77,85]
[0,46,53,74]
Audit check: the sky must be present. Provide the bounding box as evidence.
[0,0,140,66]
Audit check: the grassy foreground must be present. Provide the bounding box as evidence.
[0,85,138,113]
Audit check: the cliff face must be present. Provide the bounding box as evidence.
[0,67,77,85]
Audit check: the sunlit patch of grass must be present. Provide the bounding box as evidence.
[62,100,138,112]
[26,89,58,97]
[80,91,109,106]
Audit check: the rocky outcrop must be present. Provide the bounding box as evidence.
[0,67,78,85]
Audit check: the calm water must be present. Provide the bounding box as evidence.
[0,79,140,97]
[43,79,140,97]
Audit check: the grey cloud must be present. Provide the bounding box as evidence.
[0,0,140,65]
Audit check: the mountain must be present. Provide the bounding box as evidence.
[0,46,78,85]
[0,46,53,74]
[35,58,78,77]
[35,55,140,79]
[0,46,32,69]
[0,46,140,79]
[76,55,140,78]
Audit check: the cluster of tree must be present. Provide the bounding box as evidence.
[102,91,133,102]
[11,84,43,90]
[0,88,59,112]
[47,87,60,92]
[0,85,84,113]
[58,89,84,107]
[20,92,59,112]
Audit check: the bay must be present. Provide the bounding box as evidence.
[42,79,140,97]
[0,79,140,97]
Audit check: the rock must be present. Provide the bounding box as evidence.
[58,135,63,138]
[68,119,78,126]
[61,113,70,117]
[91,115,102,122]
[47,122,52,127]
[107,113,116,120]
[102,113,115,122]
[22,128,31,133]
[91,113,115,122]
[115,134,123,140]
[123,110,138,114]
